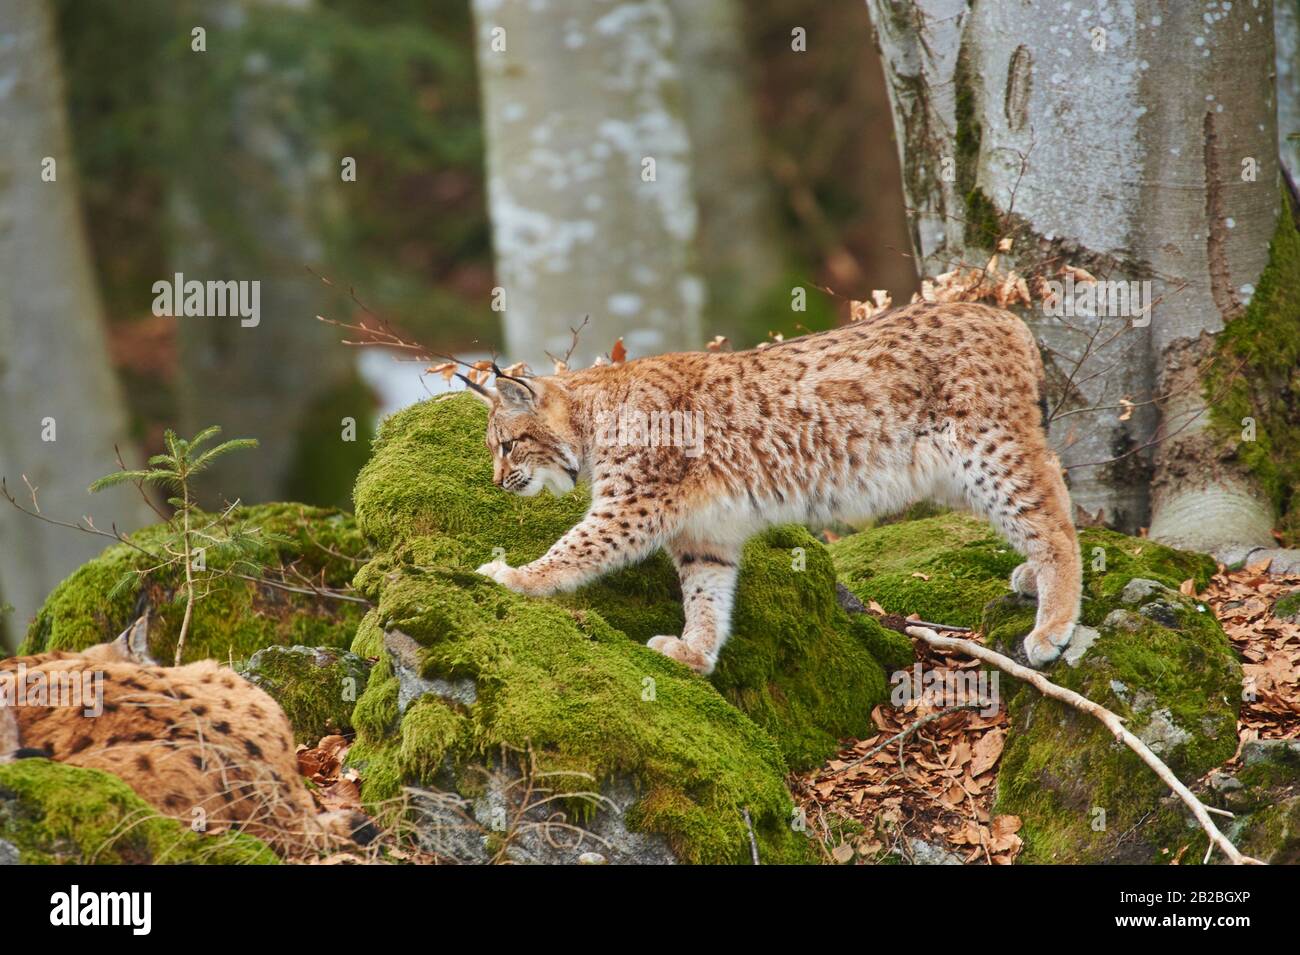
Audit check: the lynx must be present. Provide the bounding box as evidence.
[467,302,1081,673]
[0,619,357,855]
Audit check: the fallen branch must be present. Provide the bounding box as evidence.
[741,807,760,865]
[905,626,1263,865]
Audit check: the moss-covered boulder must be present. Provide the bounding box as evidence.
[978,535,1237,864]
[1223,741,1300,864]
[832,512,1218,632]
[0,760,276,864]
[352,395,910,771]
[341,394,921,863]
[22,503,369,664]
[237,645,371,743]
[829,512,1023,628]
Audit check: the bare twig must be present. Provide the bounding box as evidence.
[905,625,1263,865]
[833,704,980,775]
[741,807,760,865]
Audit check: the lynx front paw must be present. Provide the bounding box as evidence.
[475,559,521,591]
[647,635,713,675]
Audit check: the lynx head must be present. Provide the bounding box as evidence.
[462,373,581,497]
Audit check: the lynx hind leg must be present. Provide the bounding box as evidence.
[959,432,1082,668]
[1010,562,1038,597]
[649,537,741,676]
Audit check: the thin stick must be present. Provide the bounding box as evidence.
[833,704,979,774]
[905,626,1264,865]
[741,807,760,865]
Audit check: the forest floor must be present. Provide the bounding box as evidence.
[790,562,1300,865]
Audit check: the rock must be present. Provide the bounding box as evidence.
[1119,578,1172,605]
[1241,738,1300,769]
[897,837,964,865]
[22,504,369,664]
[0,759,276,865]
[978,534,1235,864]
[1062,626,1100,666]
[0,839,19,865]
[237,644,372,743]
[1275,589,1300,624]
[577,852,607,865]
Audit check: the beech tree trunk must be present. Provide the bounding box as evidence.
[171,0,354,507]
[667,0,787,341]
[866,0,1280,555]
[0,0,151,648]
[471,0,703,370]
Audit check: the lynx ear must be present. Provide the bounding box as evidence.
[496,375,539,410]
[456,374,496,407]
[82,614,157,666]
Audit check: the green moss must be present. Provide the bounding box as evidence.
[347,567,813,863]
[1205,194,1300,545]
[236,645,371,743]
[980,543,1240,864]
[1074,529,1218,608]
[1236,797,1300,864]
[830,512,1022,627]
[398,696,468,785]
[22,503,369,664]
[831,513,1218,634]
[0,759,276,865]
[1274,589,1300,621]
[353,395,588,561]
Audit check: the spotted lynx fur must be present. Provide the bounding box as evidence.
[469,302,1081,673]
[0,620,353,855]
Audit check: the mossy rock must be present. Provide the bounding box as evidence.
[831,512,1218,633]
[236,645,371,743]
[981,560,1239,863]
[22,503,369,664]
[1275,589,1300,623]
[829,512,1023,628]
[345,582,814,864]
[0,760,276,865]
[351,395,912,770]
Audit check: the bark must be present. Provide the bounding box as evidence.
[866,0,1280,553]
[171,0,353,507]
[666,0,786,340]
[1139,2,1277,555]
[471,0,703,370]
[1279,0,1300,192]
[0,0,151,647]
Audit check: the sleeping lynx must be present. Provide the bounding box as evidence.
[468,302,1081,674]
[0,619,358,855]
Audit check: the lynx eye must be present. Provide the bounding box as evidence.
[499,439,514,455]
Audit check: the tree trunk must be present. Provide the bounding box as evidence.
[866,0,1280,555]
[471,0,703,370]
[667,0,787,341]
[171,0,356,507]
[0,0,151,648]
[1279,0,1300,192]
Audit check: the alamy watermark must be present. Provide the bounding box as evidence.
[152,272,260,327]
[890,663,999,717]
[1041,274,1152,326]
[0,665,104,717]
[593,405,705,458]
